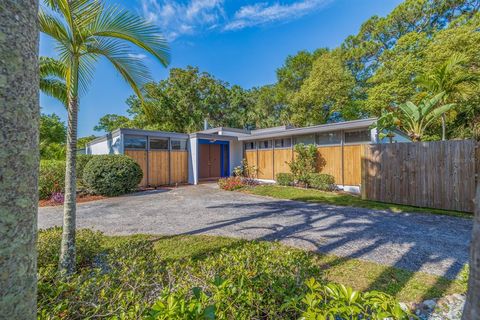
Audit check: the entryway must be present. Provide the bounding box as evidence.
[198,139,229,180]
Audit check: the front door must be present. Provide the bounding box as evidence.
[199,144,221,179]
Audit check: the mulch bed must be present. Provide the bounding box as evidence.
[39,194,107,207]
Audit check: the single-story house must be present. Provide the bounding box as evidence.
[86,118,409,192]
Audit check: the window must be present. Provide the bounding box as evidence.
[171,139,187,150]
[317,131,342,145]
[149,138,168,150]
[258,140,272,149]
[344,130,371,144]
[274,138,292,148]
[244,141,256,150]
[294,134,315,145]
[124,135,146,149]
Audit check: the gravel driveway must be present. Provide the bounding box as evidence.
[38,184,472,278]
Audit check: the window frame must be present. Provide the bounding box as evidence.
[344,129,372,145]
[123,135,147,150]
[316,131,342,146]
[293,134,316,146]
[170,139,188,151]
[257,139,273,150]
[244,141,256,151]
[274,138,292,149]
[149,137,169,151]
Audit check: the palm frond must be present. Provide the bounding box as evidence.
[40,56,67,79]
[39,8,71,44]
[40,78,68,106]
[90,5,170,67]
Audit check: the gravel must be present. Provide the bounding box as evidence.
[38,183,472,278]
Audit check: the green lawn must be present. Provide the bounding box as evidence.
[106,234,465,303]
[244,185,471,219]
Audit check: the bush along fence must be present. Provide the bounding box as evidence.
[361,140,479,213]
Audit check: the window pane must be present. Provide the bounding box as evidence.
[345,130,371,144]
[317,132,342,145]
[150,138,168,150]
[294,134,315,145]
[171,139,187,150]
[244,142,255,150]
[124,135,146,149]
[274,138,292,148]
[258,140,272,149]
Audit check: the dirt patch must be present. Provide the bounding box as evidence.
[39,194,107,207]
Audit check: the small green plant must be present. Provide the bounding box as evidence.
[39,160,66,200]
[288,144,318,186]
[83,155,143,196]
[233,159,257,178]
[308,173,335,191]
[276,173,295,186]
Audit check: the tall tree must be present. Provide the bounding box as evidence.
[94,114,132,132]
[40,113,67,159]
[463,183,480,319]
[0,0,39,318]
[40,0,169,275]
[417,53,479,140]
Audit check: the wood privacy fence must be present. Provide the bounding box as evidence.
[125,149,188,187]
[361,140,478,213]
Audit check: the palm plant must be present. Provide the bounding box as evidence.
[39,0,169,275]
[417,53,478,140]
[395,92,455,141]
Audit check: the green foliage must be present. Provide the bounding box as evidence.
[77,135,97,149]
[40,113,66,160]
[288,144,318,185]
[83,155,143,196]
[94,114,133,132]
[308,173,335,191]
[39,160,66,200]
[218,176,258,191]
[232,159,257,178]
[276,173,294,186]
[299,278,409,320]
[75,154,94,189]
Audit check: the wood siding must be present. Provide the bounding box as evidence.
[245,150,257,177]
[343,145,365,186]
[362,140,478,212]
[148,150,169,186]
[125,150,148,187]
[273,149,293,176]
[317,146,342,185]
[170,151,188,184]
[257,150,274,180]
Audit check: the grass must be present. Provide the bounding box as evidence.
[244,185,471,219]
[105,234,465,303]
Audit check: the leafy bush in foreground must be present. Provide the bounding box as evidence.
[37,229,408,319]
[276,172,294,186]
[76,154,94,189]
[83,155,142,196]
[308,173,335,191]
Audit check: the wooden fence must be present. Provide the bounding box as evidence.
[361,140,478,213]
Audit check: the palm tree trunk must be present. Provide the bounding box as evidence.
[59,57,79,276]
[442,113,446,141]
[0,0,39,318]
[462,182,480,319]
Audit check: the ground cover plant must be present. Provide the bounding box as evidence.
[245,185,471,219]
[218,176,259,191]
[37,228,465,319]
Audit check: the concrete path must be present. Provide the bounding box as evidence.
[38,184,472,278]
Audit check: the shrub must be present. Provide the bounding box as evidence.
[233,159,257,178]
[39,160,66,200]
[218,176,246,191]
[308,173,335,191]
[83,155,143,196]
[76,154,94,188]
[276,173,294,186]
[288,144,318,184]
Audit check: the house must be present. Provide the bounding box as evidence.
[86,118,409,192]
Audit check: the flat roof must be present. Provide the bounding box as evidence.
[87,128,189,146]
[237,118,377,141]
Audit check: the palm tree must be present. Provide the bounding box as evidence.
[462,182,480,319]
[396,92,455,141]
[417,53,478,140]
[40,56,67,106]
[0,0,39,318]
[40,0,169,275]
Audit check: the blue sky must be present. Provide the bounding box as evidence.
[40,0,403,137]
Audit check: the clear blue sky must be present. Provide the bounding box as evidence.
[40,0,403,137]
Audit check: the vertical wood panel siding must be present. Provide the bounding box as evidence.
[273,149,292,176]
[170,151,188,183]
[362,140,477,212]
[317,146,343,185]
[245,150,257,177]
[343,145,365,186]
[148,150,169,186]
[125,150,148,187]
[257,150,274,180]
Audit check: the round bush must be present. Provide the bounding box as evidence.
[276,173,294,186]
[308,173,335,191]
[76,154,95,188]
[39,160,66,200]
[83,155,143,196]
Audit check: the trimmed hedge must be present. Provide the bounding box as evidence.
[39,160,66,200]
[76,154,94,188]
[83,155,142,196]
[308,173,335,191]
[276,173,294,186]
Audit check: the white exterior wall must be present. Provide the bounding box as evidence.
[86,134,122,155]
[229,140,243,174]
[371,128,411,143]
[188,137,198,185]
